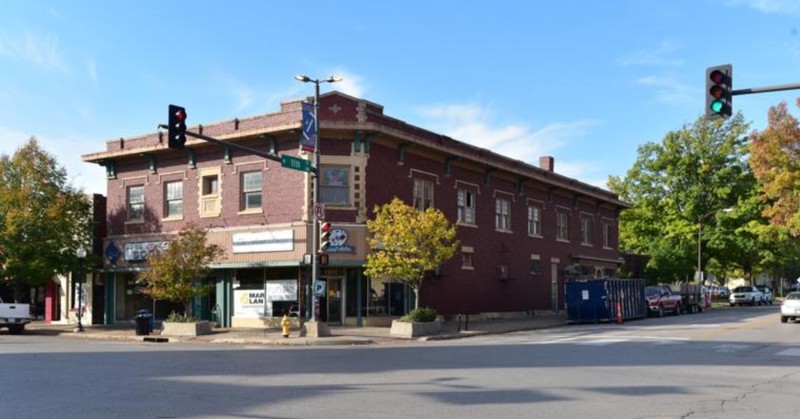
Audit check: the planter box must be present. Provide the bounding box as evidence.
[390,320,441,338]
[161,320,213,337]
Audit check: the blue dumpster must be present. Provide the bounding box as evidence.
[565,279,646,323]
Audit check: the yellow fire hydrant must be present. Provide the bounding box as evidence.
[281,314,290,338]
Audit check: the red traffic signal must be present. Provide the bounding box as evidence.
[168,105,188,149]
[319,221,331,253]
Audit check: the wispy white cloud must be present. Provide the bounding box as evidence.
[416,103,596,169]
[329,68,365,98]
[619,40,685,67]
[0,126,106,195]
[0,32,68,71]
[555,161,610,189]
[636,75,694,105]
[723,0,800,15]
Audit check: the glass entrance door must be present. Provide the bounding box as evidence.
[326,278,342,325]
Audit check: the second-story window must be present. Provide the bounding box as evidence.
[413,178,434,211]
[241,171,262,211]
[200,171,221,217]
[495,197,511,231]
[457,189,475,224]
[603,220,613,248]
[127,185,144,222]
[527,204,542,237]
[581,214,593,245]
[164,181,182,218]
[320,166,350,206]
[556,210,569,241]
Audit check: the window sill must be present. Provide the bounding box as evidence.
[124,219,145,225]
[457,222,478,228]
[495,229,513,234]
[556,238,570,243]
[527,234,543,239]
[320,204,355,210]
[162,216,184,222]
[237,208,263,216]
[461,265,474,270]
[581,243,593,247]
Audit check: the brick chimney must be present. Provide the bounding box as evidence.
[540,156,554,172]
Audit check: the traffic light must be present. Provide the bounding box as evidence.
[319,221,331,253]
[168,105,187,149]
[705,65,733,119]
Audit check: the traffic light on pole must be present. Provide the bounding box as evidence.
[168,104,187,149]
[705,65,732,119]
[319,221,331,254]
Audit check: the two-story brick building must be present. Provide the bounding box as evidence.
[82,91,629,328]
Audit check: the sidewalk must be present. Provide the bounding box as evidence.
[24,311,567,346]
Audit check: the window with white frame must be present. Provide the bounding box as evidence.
[200,172,220,217]
[413,178,434,211]
[556,210,569,241]
[127,185,144,222]
[581,214,593,245]
[527,204,542,237]
[603,220,613,248]
[241,171,263,211]
[164,181,182,218]
[319,166,350,206]
[461,246,474,270]
[495,197,511,231]
[457,188,476,224]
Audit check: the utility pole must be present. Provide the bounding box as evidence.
[295,74,341,336]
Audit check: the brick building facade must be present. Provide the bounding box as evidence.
[82,91,629,327]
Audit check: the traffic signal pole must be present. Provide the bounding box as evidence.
[732,82,800,96]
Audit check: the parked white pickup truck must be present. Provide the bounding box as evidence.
[0,297,32,334]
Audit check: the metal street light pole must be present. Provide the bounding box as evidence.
[75,246,87,332]
[696,208,733,285]
[294,75,341,323]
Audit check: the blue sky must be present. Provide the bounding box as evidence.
[1,0,799,196]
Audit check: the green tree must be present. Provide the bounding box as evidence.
[608,114,764,283]
[136,223,223,318]
[0,138,92,301]
[749,99,800,235]
[364,197,458,309]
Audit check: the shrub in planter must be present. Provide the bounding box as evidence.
[399,307,438,323]
[166,311,198,323]
[391,307,441,338]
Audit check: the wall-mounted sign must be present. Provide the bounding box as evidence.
[124,241,168,262]
[232,229,293,253]
[327,228,355,253]
[233,280,298,318]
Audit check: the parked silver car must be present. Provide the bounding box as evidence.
[729,286,764,306]
[756,286,773,305]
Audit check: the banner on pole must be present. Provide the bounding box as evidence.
[300,102,317,153]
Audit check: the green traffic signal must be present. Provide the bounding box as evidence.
[705,65,732,119]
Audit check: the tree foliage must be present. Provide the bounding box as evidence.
[364,197,458,308]
[608,114,769,283]
[136,223,222,316]
[0,138,92,300]
[749,99,800,235]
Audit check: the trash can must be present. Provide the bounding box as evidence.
[135,309,153,336]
